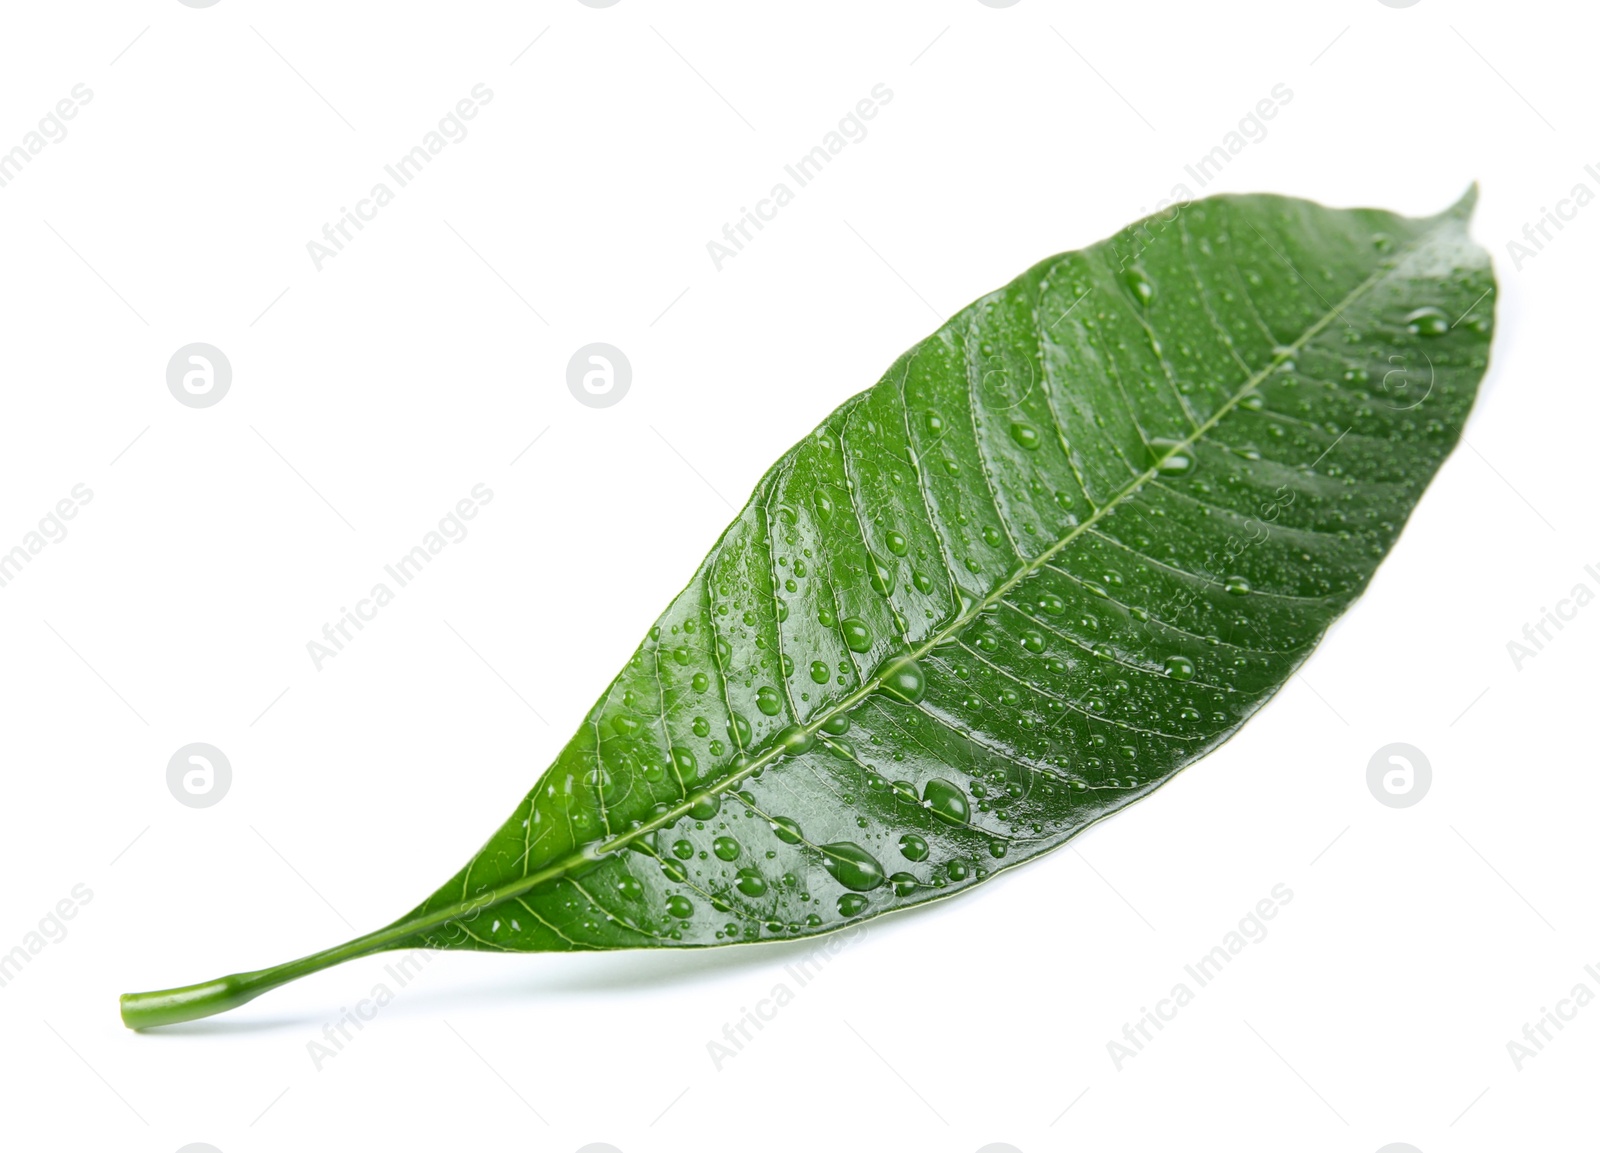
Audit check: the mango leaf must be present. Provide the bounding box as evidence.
[122,189,1494,1027]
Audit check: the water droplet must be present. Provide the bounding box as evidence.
[1124,267,1155,306]
[837,893,868,917]
[728,713,752,747]
[660,858,688,882]
[616,875,644,900]
[769,816,804,844]
[876,654,927,704]
[899,833,929,862]
[775,724,814,756]
[841,617,874,653]
[885,530,908,556]
[820,842,887,892]
[691,672,710,693]
[713,835,740,862]
[671,746,697,778]
[1038,592,1065,614]
[809,660,831,684]
[756,686,783,716]
[869,556,896,597]
[666,895,694,919]
[1164,654,1195,681]
[1020,630,1045,654]
[1150,438,1196,476]
[734,868,768,897]
[923,778,971,825]
[1223,575,1251,596]
[1009,422,1042,451]
[890,871,918,897]
[820,714,851,736]
[1405,306,1449,337]
[671,839,694,860]
[688,792,721,820]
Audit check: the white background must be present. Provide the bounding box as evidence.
[0,1,1594,1151]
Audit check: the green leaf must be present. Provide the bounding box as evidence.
[121,189,1495,1028]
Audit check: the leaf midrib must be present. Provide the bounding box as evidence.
[382,227,1427,951]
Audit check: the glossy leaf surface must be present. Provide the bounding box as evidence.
[122,189,1494,1026]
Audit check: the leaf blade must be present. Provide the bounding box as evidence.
[390,188,1492,956]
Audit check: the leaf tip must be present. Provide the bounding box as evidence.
[1448,182,1481,219]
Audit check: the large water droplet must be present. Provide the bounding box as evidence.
[1124,267,1155,306]
[876,654,927,704]
[666,895,694,919]
[734,867,767,897]
[1010,422,1042,451]
[688,792,721,820]
[1223,575,1251,596]
[755,686,783,716]
[820,842,887,891]
[841,618,874,653]
[869,556,896,597]
[1405,306,1449,337]
[923,778,971,825]
[775,724,814,756]
[899,833,929,862]
[769,815,804,844]
[820,714,851,736]
[1150,438,1196,476]
[713,835,740,862]
[1164,654,1195,681]
[885,530,908,556]
[837,893,868,917]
